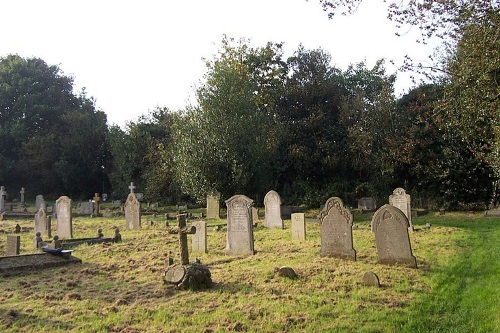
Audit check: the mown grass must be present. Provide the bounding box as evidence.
[0,209,499,332]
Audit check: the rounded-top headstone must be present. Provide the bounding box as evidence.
[361,271,380,287]
[276,266,298,279]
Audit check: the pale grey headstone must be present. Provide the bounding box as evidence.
[125,193,141,230]
[358,197,377,210]
[252,207,259,221]
[319,197,356,261]
[389,188,413,230]
[291,213,306,241]
[20,187,25,205]
[0,186,6,213]
[206,193,220,220]
[56,196,73,239]
[264,190,283,229]
[80,201,94,215]
[6,235,21,256]
[225,195,254,255]
[34,208,48,236]
[371,204,417,268]
[192,220,207,253]
[35,194,46,211]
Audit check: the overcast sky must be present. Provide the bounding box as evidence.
[1,0,438,127]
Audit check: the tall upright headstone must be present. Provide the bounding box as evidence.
[56,196,73,239]
[371,204,417,268]
[225,195,255,256]
[20,187,26,206]
[0,186,6,213]
[35,195,46,211]
[291,213,306,241]
[6,235,21,256]
[192,220,207,253]
[206,193,220,220]
[264,190,283,229]
[318,197,356,261]
[93,193,102,217]
[389,187,413,231]
[125,193,141,230]
[34,208,48,236]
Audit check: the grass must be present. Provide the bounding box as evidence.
[0,208,499,332]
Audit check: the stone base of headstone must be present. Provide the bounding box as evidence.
[163,263,212,290]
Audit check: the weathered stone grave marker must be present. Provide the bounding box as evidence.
[192,220,207,253]
[6,235,21,256]
[20,187,25,206]
[206,193,220,219]
[93,193,102,217]
[291,213,306,241]
[80,201,94,216]
[35,194,46,211]
[371,204,417,268]
[389,187,414,231]
[56,196,73,239]
[125,192,141,230]
[319,197,356,261]
[225,195,255,255]
[264,190,283,229]
[358,197,377,211]
[34,208,51,237]
[0,186,6,213]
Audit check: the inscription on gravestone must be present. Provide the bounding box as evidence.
[264,190,283,229]
[319,197,356,261]
[225,195,254,256]
[56,196,73,239]
[291,213,306,241]
[371,204,417,268]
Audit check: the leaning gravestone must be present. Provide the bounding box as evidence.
[125,193,141,230]
[206,193,220,220]
[35,195,46,211]
[371,204,417,268]
[192,220,207,253]
[389,187,413,231]
[225,195,255,256]
[264,190,283,229]
[56,196,73,239]
[319,197,356,261]
[291,213,306,241]
[6,235,21,256]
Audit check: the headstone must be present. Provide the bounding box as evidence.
[206,193,220,220]
[35,195,46,211]
[135,193,144,201]
[125,192,141,230]
[291,213,306,241]
[361,271,380,287]
[225,195,255,256]
[318,197,356,261]
[80,201,94,215]
[6,235,21,256]
[0,186,6,213]
[264,190,284,229]
[93,193,101,216]
[252,207,259,222]
[34,208,48,236]
[192,220,207,253]
[358,197,377,211]
[55,196,73,239]
[20,187,25,206]
[102,193,108,201]
[389,187,413,231]
[371,204,417,268]
[168,214,196,265]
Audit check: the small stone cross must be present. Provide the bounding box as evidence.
[129,182,136,193]
[169,214,196,265]
[93,193,101,216]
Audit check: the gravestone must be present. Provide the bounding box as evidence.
[20,187,25,206]
[129,182,136,193]
[6,235,21,256]
[319,197,356,261]
[225,195,255,256]
[34,208,49,236]
[371,204,417,268]
[125,192,141,230]
[252,207,259,222]
[135,193,144,201]
[264,190,283,229]
[291,213,306,241]
[358,197,377,211]
[93,193,102,216]
[56,196,73,239]
[192,220,207,253]
[389,187,413,231]
[206,193,220,220]
[35,195,46,211]
[361,271,380,287]
[0,186,6,213]
[80,201,94,215]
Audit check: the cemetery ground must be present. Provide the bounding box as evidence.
[0,208,499,332]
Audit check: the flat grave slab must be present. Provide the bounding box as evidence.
[0,252,82,276]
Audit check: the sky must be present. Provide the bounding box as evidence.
[0,0,439,127]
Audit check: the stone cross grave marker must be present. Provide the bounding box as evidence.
[319,197,356,261]
[389,187,414,231]
[56,196,73,239]
[206,193,220,219]
[20,187,25,206]
[35,195,46,211]
[6,235,21,256]
[0,186,6,213]
[225,195,255,256]
[192,220,207,253]
[291,213,306,241]
[264,190,283,229]
[129,182,136,193]
[125,192,141,230]
[168,214,196,265]
[371,204,417,268]
[93,193,102,216]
